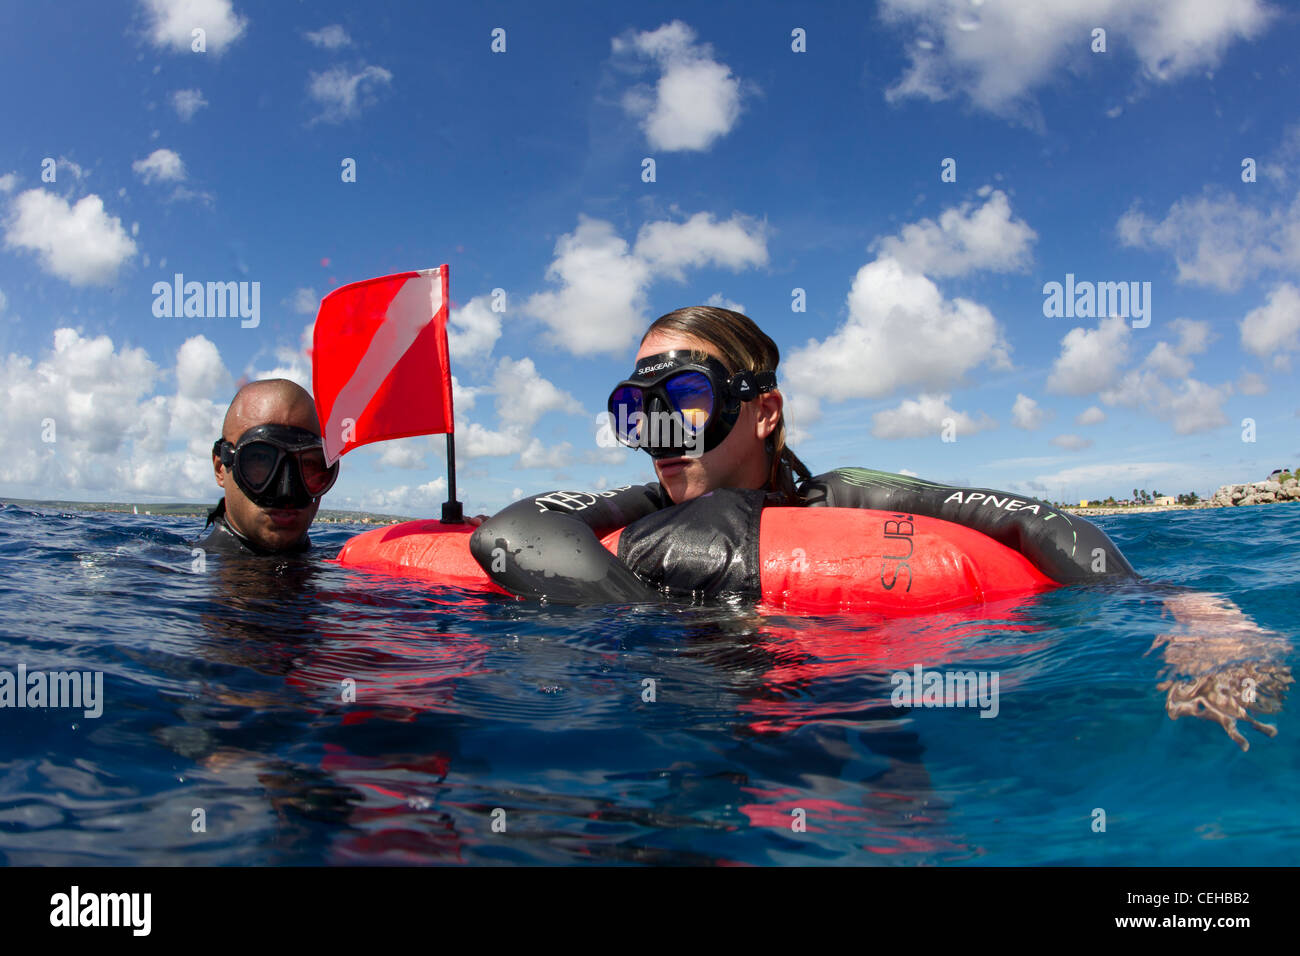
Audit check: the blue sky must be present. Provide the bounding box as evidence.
[1,0,1297,516]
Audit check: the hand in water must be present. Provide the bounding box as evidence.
[1151,592,1294,751]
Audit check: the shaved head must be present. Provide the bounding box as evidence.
[222,379,320,442]
[213,379,326,552]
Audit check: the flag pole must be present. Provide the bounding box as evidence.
[438,263,464,524]
[440,432,463,524]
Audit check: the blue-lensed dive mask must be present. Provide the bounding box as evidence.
[606,351,777,459]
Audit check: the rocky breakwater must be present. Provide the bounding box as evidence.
[1210,476,1300,507]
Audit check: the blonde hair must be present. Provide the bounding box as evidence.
[642,306,812,502]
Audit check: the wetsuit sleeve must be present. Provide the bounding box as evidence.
[800,467,1137,584]
[615,487,768,599]
[469,483,671,603]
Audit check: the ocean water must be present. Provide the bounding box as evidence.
[0,501,1296,866]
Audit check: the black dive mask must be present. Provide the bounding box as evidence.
[213,425,339,509]
[606,350,777,459]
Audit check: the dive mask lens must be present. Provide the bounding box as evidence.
[608,385,646,446]
[237,441,283,491]
[663,371,714,432]
[224,425,336,507]
[297,447,337,496]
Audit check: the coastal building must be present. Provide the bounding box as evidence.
[1154,496,1175,506]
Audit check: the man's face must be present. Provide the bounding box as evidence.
[213,391,324,552]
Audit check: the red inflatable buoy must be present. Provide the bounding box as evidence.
[337,520,507,594]
[337,508,1057,614]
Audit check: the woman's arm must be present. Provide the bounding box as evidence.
[1152,591,1293,750]
[469,483,670,603]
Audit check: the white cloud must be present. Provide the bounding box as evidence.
[1117,190,1300,292]
[1240,283,1300,363]
[1048,315,1231,434]
[0,172,17,193]
[0,288,6,313]
[451,374,479,413]
[171,88,208,121]
[443,358,579,465]
[308,64,392,123]
[704,292,745,312]
[0,329,225,498]
[784,256,1011,416]
[52,158,87,182]
[175,334,230,399]
[581,443,631,466]
[1100,367,1232,435]
[358,478,448,515]
[524,213,767,356]
[377,440,428,469]
[612,20,745,151]
[1237,372,1268,396]
[873,189,1036,277]
[132,148,186,184]
[1046,316,1132,395]
[1168,317,1212,355]
[292,287,318,315]
[880,0,1273,120]
[248,344,310,392]
[525,218,649,356]
[305,24,351,49]
[870,393,995,439]
[1076,405,1106,425]
[633,212,768,281]
[461,421,528,459]
[491,356,577,429]
[1141,340,1193,379]
[142,0,248,54]
[167,185,215,206]
[1011,393,1050,430]
[448,295,502,359]
[3,190,136,286]
[519,437,575,470]
[1030,461,1180,496]
[1050,434,1093,451]
[1262,122,1300,186]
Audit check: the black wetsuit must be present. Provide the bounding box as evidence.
[195,499,312,556]
[469,468,1137,604]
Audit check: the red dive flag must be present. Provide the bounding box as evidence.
[312,267,454,465]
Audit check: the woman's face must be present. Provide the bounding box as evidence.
[635,331,782,502]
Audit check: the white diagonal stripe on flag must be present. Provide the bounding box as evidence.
[323,269,443,464]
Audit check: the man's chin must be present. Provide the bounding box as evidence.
[258,508,310,545]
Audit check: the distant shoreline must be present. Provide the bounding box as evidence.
[1064,501,1297,517]
[6,495,1297,524]
[0,498,412,525]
